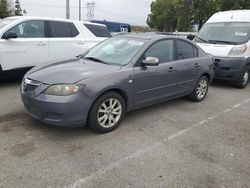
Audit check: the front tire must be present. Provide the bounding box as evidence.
[189,76,209,102]
[235,66,249,89]
[88,92,126,133]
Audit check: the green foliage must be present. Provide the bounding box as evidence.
[147,0,178,32]
[220,0,250,11]
[192,0,219,30]
[147,0,250,32]
[14,0,23,16]
[0,0,11,18]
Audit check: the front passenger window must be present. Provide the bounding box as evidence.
[7,20,45,38]
[144,40,174,63]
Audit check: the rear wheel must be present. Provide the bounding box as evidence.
[88,92,126,133]
[189,76,209,102]
[235,66,249,89]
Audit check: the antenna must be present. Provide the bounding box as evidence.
[86,0,96,21]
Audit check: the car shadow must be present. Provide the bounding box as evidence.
[0,69,28,86]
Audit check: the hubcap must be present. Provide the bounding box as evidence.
[242,71,249,86]
[196,79,208,99]
[97,98,122,128]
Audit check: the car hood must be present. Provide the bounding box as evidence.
[26,58,122,84]
[196,42,234,57]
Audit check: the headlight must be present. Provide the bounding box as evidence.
[228,44,247,55]
[44,84,85,96]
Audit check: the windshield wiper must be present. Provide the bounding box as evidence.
[195,36,208,43]
[84,57,109,64]
[208,40,238,45]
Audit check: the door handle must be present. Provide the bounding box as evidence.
[37,42,47,46]
[194,63,200,68]
[168,67,175,72]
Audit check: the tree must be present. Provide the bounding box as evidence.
[147,0,250,32]
[147,0,178,32]
[219,0,250,10]
[191,0,219,30]
[0,0,11,18]
[14,0,23,16]
[176,0,192,31]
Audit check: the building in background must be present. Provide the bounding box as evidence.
[91,20,131,34]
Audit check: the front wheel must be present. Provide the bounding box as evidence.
[88,92,126,133]
[189,76,209,102]
[235,67,249,89]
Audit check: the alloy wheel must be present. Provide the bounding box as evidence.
[196,79,208,100]
[242,70,249,86]
[97,98,122,128]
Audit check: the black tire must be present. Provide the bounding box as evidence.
[0,65,2,81]
[189,76,209,102]
[88,92,126,133]
[235,66,249,89]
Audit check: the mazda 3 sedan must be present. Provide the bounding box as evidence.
[21,33,214,133]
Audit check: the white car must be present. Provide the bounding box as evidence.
[0,16,110,76]
[194,10,250,88]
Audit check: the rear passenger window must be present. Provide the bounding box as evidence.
[176,40,197,59]
[49,21,79,38]
[84,24,111,37]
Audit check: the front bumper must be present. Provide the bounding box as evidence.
[21,80,91,127]
[213,56,246,81]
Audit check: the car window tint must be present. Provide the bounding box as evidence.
[84,24,111,37]
[8,20,45,38]
[176,40,196,59]
[49,21,79,38]
[145,40,174,63]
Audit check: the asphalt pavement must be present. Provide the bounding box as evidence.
[0,79,250,188]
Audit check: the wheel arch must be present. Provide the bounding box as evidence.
[201,72,211,83]
[86,87,129,122]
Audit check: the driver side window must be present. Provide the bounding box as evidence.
[7,20,45,38]
[144,40,174,64]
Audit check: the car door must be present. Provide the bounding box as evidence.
[0,20,49,71]
[173,39,201,92]
[133,39,178,106]
[47,21,86,62]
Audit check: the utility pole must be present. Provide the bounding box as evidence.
[86,0,96,21]
[79,0,82,21]
[66,0,70,19]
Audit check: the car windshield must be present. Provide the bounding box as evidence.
[83,37,148,66]
[0,18,18,30]
[195,22,250,45]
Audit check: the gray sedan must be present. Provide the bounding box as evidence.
[21,34,214,133]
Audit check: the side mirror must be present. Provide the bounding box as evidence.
[142,57,159,66]
[187,34,196,41]
[2,31,17,39]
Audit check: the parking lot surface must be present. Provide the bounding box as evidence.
[0,79,250,188]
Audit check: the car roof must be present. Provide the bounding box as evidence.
[5,16,106,26]
[116,32,190,41]
[207,10,250,23]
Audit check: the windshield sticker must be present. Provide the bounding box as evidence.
[128,40,144,46]
[235,32,248,36]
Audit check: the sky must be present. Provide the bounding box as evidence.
[19,0,153,26]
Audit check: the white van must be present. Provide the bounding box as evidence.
[194,10,250,88]
[0,16,110,76]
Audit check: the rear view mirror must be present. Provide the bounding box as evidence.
[2,31,17,39]
[142,57,159,66]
